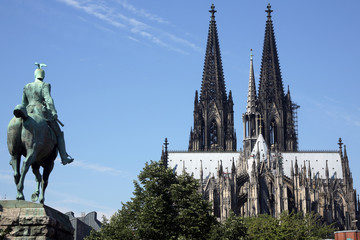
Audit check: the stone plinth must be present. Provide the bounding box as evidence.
[0,200,74,240]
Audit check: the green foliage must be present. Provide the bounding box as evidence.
[209,211,249,240]
[244,212,335,240]
[86,160,335,240]
[86,161,217,240]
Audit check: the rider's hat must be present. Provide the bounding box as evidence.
[34,62,47,80]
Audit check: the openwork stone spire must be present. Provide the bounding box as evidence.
[189,4,236,151]
[254,4,298,151]
[247,49,257,114]
[258,3,284,109]
[199,3,227,103]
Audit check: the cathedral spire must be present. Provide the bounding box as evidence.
[199,4,226,103]
[189,4,236,152]
[247,49,257,114]
[256,4,297,152]
[258,3,284,108]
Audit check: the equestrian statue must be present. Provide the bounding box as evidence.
[7,63,74,204]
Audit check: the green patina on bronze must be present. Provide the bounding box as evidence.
[7,63,74,204]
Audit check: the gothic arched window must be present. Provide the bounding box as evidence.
[270,119,277,146]
[209,119,218,147]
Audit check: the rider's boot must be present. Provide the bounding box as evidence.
[57,131,74,165]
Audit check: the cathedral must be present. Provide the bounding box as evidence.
[162,4,359,230]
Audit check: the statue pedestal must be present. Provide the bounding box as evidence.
[0,200,74,240]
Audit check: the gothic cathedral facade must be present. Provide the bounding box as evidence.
[164,4,359,230]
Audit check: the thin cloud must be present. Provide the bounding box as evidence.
[48,190,117,218]
[71,160,127,176]
[308,96,360,128]
[344,115,360,127]
[165,32,203,52]
[114,0,170,25]
[127,36,140,42]
[57,0,199,54]
[0,173,13,183]
[58,0,126,28]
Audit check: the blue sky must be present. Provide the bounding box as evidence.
[0,0,359,218]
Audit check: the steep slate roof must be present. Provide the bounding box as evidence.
[168,152,239,179]
[282,152,343,179]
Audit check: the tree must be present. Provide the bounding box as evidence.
[209,211,249,240]
[244,212,335,240]
[86,161,217,240]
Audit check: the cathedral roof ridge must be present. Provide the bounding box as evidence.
[291,150,339,153]
[168,150,241,153]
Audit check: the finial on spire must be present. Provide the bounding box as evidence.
[265,3,273,20]
[338,137,343,156]
[258,115,264,134]
[162,138,169,168]
[250,49,254,60]
[209,4,216,20]
[164,138,169,151]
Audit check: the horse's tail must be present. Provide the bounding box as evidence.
[7,117,23,156]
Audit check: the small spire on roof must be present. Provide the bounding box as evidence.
[325,160,329,180]
[265,3,273,20]
[338,137,343,157]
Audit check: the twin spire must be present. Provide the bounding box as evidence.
[189,4,236,151]
[199,4,227,103]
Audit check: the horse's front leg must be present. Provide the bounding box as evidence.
[9,154,21,185]
[17,152,36,201]
[31,164,41,202]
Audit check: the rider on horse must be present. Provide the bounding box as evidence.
[13,63,74,165]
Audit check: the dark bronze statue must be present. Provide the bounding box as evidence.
[7,63,74,203]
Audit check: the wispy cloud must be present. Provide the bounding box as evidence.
[70,159,128,176]
[308,96,360,128]
[57,0,200,54]
[114,0,170,25]
[48,190,118,218]
[0,172,13,183]
[59,0,126,28]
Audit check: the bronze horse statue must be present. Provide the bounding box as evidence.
[8,63,73,204]
[7,113,58,204]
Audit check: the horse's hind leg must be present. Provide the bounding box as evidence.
[40,161,54,204]
[9,154,21,185]
[31,164,41,202]
[17,151,36,201]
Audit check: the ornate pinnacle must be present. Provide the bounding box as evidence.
[164,138,169,153]
[258,115,264,134]
[265,3,273,20]
[209,4,216,20]
[338,137,343,156]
